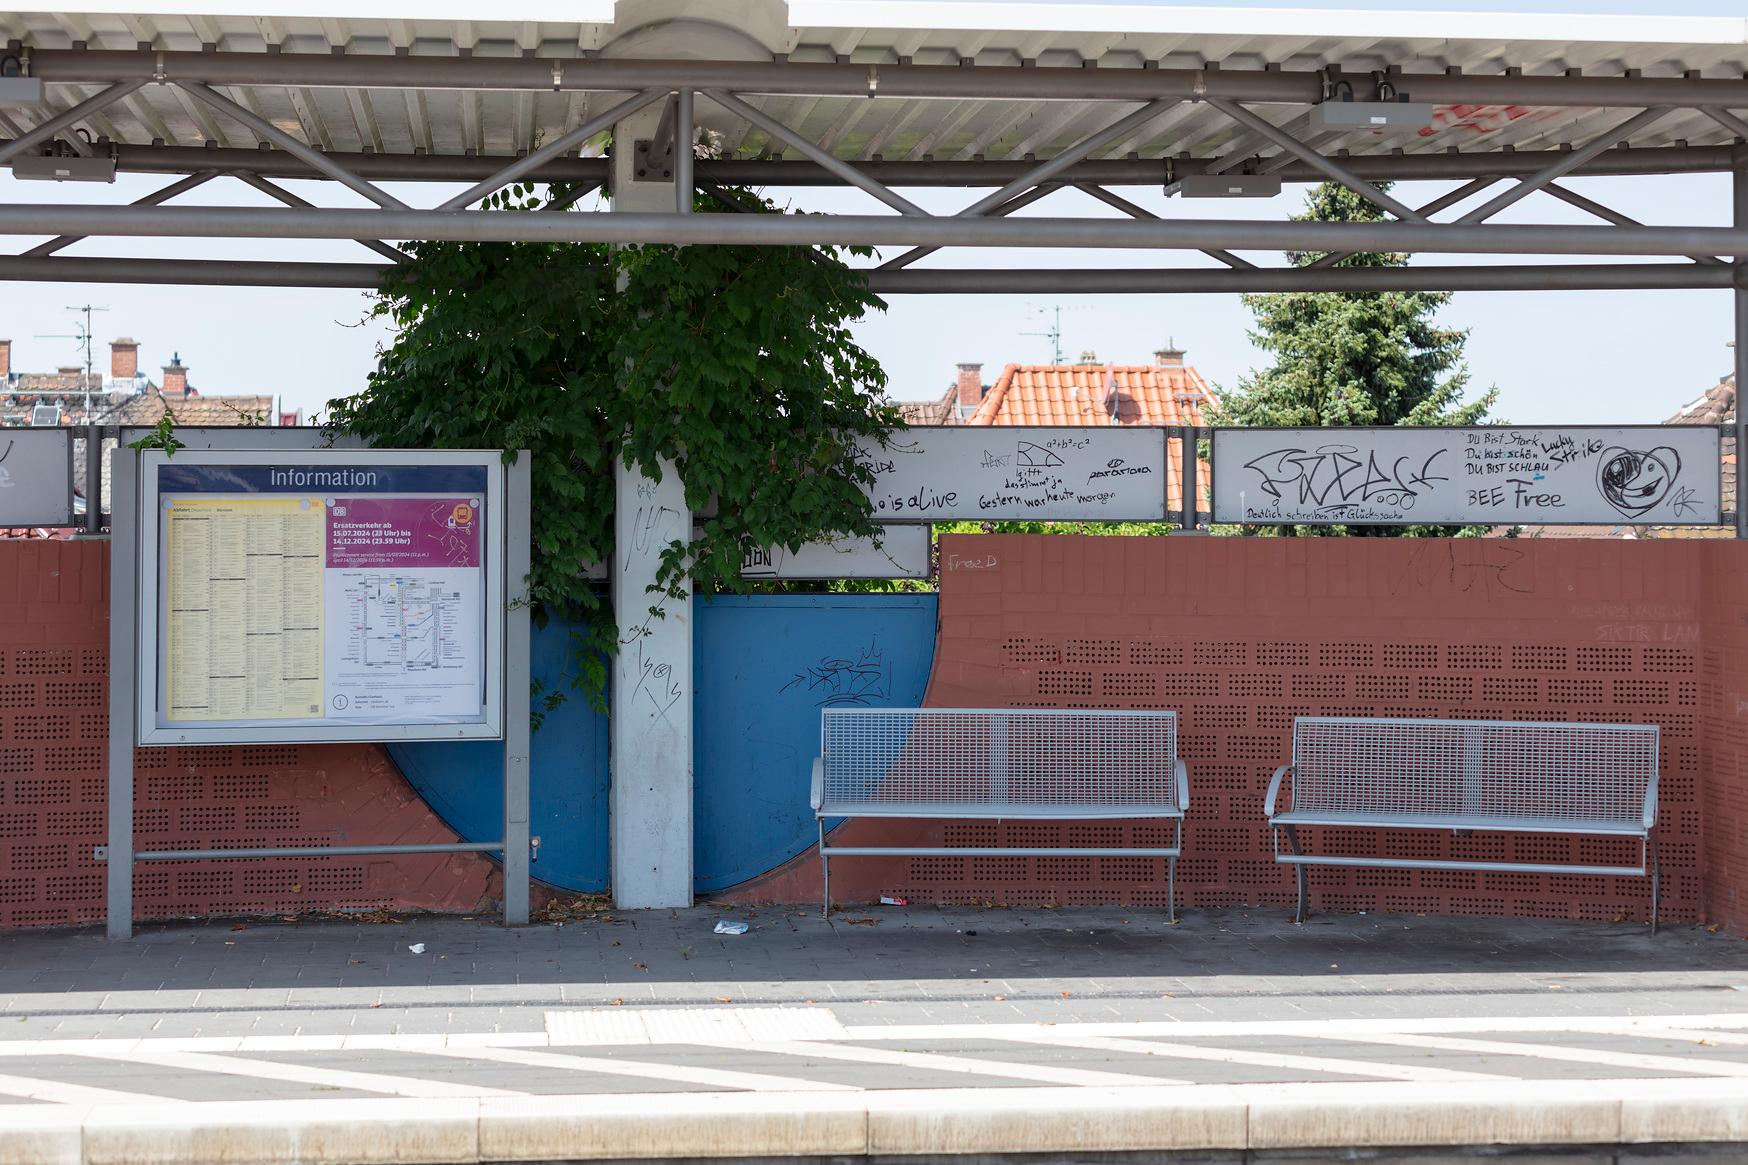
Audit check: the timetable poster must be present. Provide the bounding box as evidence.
[155,463,489,730]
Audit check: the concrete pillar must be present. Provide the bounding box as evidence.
[610,98,694,908]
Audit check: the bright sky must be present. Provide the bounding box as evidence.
[0,0,1740,426]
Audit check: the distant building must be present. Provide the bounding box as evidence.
[1,336,294,538]
[1,337,291,429]
[1515,372,1736,540]
[890,346,1217,515]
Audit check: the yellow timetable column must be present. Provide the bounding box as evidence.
[165,497,326,723]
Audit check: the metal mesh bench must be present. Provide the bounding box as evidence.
[812,708,1189,918]
[1266,716,1660,928]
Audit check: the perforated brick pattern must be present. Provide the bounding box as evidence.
[0,541,496,929]
[744,535,1730,926]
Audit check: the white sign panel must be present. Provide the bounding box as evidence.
[582,525,932,581]
[739,525,930,580]
[1213,426,1723,526]
[858,427,1168,521]
[0,428,74,526]
[137,449,505,746]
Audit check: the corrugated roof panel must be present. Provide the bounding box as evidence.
[3,3,1746,172]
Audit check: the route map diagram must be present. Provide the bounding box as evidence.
[341,575,468,672]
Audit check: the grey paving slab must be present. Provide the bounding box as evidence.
[835,1038,1384,1085]
[1491,1029,1748,1067]
[209,1049,734,1096]
[1175,1034,1695,1080]
[13,1054,382,1103]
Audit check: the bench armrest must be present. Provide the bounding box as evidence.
[1643,769,1659,831]
[811,757,825,814]
[1174,758,1189,812]
[1265,763,1293,819]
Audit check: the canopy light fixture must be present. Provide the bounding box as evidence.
[1308,101,1436,133]
[1180,175,1282,198]
[0,76,44,104]
[11,154,117,182]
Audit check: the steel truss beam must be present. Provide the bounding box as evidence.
[0,255,1724,293]
[1542,180,1727,266]
[1205,97,1425,223]
[0,80,143,165]
[179,82,408,210]
[704,88,928,216]
[56,144,1737,187]
[24,51,1748,109]
[7,205,1748,257]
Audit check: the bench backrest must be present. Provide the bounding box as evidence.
[1290,716,1658,823]
[821,708,1179,811]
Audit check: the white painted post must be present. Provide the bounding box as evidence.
[610,97,695,908]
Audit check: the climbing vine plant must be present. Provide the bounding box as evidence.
[326,186,900,708]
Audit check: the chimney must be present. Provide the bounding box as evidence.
[163,353,188,396]
[1154,340,1185,367]
[1077,350,1099,365]
[110,337,139,380]
[0,339,10,380]
[955,362,983,415]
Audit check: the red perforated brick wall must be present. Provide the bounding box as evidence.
[0,540,496,929]
[1700,542,1748,932]
[740,534,1748,927]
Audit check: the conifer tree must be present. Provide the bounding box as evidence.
[1214,182,1499,535]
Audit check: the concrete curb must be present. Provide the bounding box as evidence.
[4,1079,1748,1165]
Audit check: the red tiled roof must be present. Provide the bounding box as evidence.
[967,362,1216,514]
[969,362,1215,428]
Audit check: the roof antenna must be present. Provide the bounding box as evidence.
[1021,303,1065,365]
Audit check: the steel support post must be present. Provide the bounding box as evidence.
[610,100,693,911]
[1735,146,1748,539]
[83,425,103,533]
[0,80,144,165]
[105,444,137,940]
[503,450,532,925]
[179,82,409,210]
[702,89,928,217]
[674,90,694,215]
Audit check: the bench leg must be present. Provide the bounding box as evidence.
[1649,836,1661,935]
[1167,855,1177,924]
[1283,824,1308,924]
[819,819,830,919]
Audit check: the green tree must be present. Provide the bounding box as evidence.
[1213,181,1499,536]
[326,184,899,708]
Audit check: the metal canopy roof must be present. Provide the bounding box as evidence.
[0,1,1746,295]
[4,3,1747,168]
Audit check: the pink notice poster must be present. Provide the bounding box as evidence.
[326,497,483,568]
